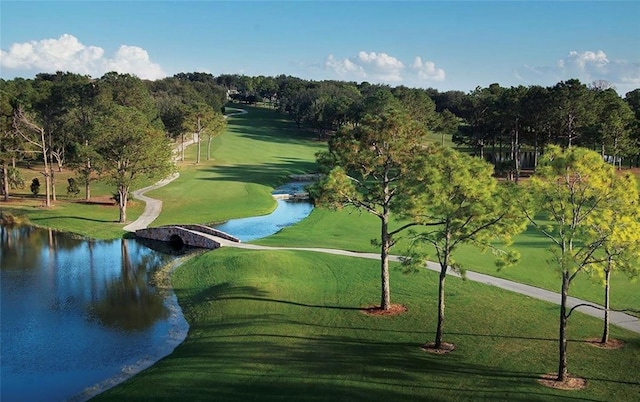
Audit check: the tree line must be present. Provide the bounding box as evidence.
[1,71,227,221]
[208,74,640,180]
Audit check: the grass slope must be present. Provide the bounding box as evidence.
[93,249,640,401]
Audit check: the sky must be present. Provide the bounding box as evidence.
[1,1,639,95]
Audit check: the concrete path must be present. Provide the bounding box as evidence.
[122,173,181,232]
[208,235,640,335]
[123,108,248,232]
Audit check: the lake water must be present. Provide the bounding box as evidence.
[0,225,190,402]
[0,196,313,401]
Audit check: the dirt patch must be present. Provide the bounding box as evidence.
[538,373,587,390]
[585,337,625,350]
[361,304,407,316]
[421,342,455,354]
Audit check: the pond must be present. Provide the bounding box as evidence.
[0,225,189,402]
[0,190,314,401]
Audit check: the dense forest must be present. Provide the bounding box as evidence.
[2,71,640,207]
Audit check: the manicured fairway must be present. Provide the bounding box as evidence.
[148,105,326,227]
[92,248,640,401]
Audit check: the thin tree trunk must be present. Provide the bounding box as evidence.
[601,265,612,344]
[85,157,91,201]
[118,186,128,223]
[380,212,391,311]
[196,134,201,164]
[39,127,51,207]
[51,170,56,202]
[207,135,212,160]
[558,272,570,381]
[514,119,520,183]
[435,265,447,349]
[181,133,185,162]
[43,170,51,207]
[196,116,202,165]
[2,164,8,201]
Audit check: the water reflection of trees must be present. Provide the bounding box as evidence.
[2,225,172,331]
[1,225,39,270]
[89,240,169,331]
[1,225,84,271]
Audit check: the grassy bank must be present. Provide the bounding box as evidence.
[93,248,640,401]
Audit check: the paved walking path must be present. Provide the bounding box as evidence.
[123,106,640,336]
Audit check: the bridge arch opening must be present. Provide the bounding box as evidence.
[168,234,185,250]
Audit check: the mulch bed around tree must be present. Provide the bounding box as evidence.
[585,337,625,350]
[538,373,587,390]
[361,304,407,316]
[421,342,455,354]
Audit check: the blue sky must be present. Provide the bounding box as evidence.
[1,1,639,95]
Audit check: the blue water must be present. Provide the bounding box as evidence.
[1,190,313,401]
[0,227,188,402]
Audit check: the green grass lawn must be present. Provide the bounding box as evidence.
[0,167,146,239]
[255,206,640,315]
[92,248,640,401]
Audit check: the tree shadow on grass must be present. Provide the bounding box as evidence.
[129,327,598,402]
[30,215,115,224]
[226,106,320,146]
[166,284,638,400]
[198,158,319,188]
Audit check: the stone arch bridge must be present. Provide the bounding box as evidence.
[135,225,240,249]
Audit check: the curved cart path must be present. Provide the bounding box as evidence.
[123,108,248,232]
[123,106,639,336]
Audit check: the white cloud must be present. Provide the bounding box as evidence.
[565,50,609,71]
[324,51,445,85]
[105,45,166,80]
[516,50,640,95]
[0,34,166,80]
[356,51,404,81]
[411,56,445,82]
[324,54,366,78]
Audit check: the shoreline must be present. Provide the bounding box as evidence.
[68,256,192,402]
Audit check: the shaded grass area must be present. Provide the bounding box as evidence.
[93,248,640,401]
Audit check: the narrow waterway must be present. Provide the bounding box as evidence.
[213,198,313,242]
